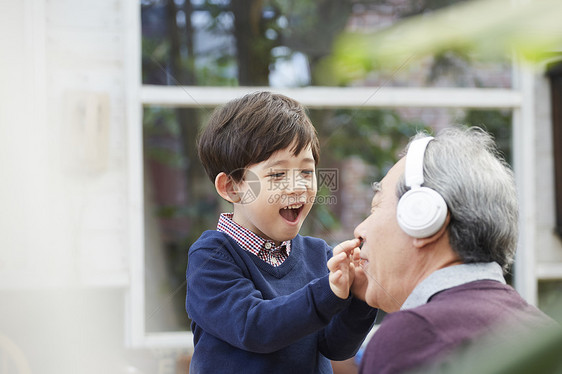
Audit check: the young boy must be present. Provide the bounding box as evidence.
[185,91,377,373]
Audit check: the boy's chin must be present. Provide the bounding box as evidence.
[275,231,299,243]
[273,225,303,242]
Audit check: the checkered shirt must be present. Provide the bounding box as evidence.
[217,213,291,267]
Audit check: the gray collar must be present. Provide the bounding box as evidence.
[401,262,506,310]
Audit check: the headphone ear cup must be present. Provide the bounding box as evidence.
[397,187,448,238]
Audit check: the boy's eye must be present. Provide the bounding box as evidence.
[301,170,314,177]
[268,172,286,179]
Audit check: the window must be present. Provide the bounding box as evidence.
[129,0,529,349]
[547,61,562,239]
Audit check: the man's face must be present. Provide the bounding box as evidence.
[354,158,412,312]
[232,144,317,245]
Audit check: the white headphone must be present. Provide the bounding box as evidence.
[396,136,448,238]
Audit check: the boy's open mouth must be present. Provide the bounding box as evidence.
[279,203,304,223]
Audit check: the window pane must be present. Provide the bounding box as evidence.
[143,106,218,333]
[141,0,511,88]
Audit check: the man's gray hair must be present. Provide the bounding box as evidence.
[397,126,518,272]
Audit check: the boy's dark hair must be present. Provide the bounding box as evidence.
[197,91,320,183]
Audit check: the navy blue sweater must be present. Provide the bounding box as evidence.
[186,230,377,374]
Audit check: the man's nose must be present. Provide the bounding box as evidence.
[354,220,366,243]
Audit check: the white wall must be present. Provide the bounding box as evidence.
[0,0,130,288]
[0,1,143,372]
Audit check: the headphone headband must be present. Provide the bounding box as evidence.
[405,136,434,189]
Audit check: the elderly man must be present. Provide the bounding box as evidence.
[353,127,556,374]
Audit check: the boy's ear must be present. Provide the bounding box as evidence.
[214,172,241,203]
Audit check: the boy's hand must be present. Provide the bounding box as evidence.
[328,238,361,299]
[350,247,368,301]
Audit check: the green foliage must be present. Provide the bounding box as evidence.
[319,108,430,179]
[326,0,562,82]
[143,107,181,137]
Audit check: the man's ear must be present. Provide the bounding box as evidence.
[215,172,241,203]
[413,214,451,249]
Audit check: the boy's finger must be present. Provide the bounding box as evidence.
[329,269,343,286]
[327,252,348,271]
[333,238,361,256]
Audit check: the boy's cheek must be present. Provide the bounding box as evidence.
[309,187,318,197]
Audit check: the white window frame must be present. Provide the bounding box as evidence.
[124,0,537,349]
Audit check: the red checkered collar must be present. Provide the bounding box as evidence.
[217,213,291,256]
